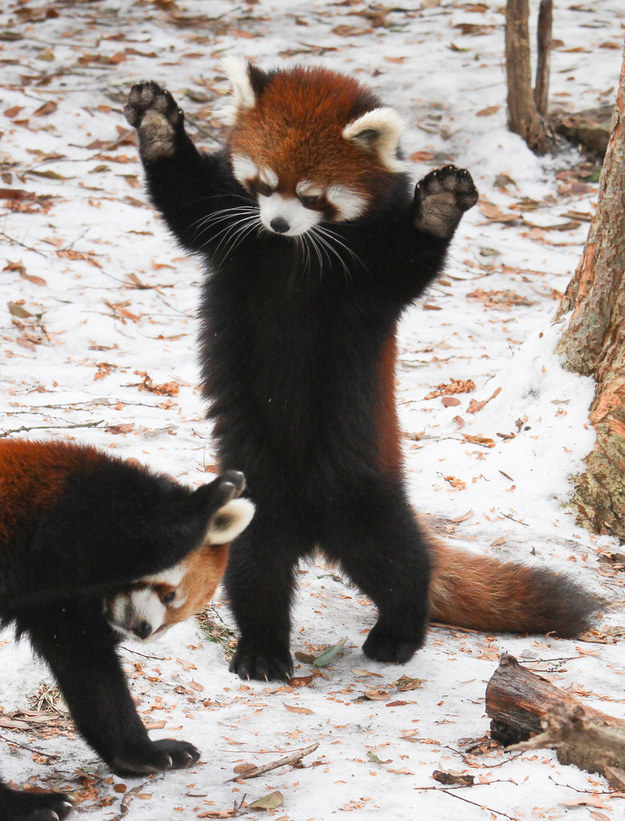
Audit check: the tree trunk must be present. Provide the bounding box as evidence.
[505,0,552,154]
[555,47,625,537]
[534,0,552,116]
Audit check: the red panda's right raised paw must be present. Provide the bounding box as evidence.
[125,81,184,162]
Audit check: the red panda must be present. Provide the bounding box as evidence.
[105,495,254,641]
[125,60,600,683]
[0,439,252,821]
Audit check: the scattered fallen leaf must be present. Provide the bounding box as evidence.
[249,791,284,811]
[395,675,423,692]
[313,637,348,667]
[425,378,476,400]
[461,433,495,448]
[284,704,314,715]
[466,386,502,414]
[476,105,499,116]
[432,769,475,786]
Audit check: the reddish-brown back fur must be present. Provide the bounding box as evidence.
[376,333,403,476]
[0,440,101,550]
[228,66,395,202]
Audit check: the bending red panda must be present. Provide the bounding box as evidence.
[125,59,600,683]
[105,497,253,642]
[0,439,252,821]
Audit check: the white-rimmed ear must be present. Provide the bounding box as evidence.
[221,56,257,124]
[207,497,255,544]
[342,107,405,173]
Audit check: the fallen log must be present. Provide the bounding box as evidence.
[485,653,625,776]
[552,104,613,157]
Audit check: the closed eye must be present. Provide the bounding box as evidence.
[300,194,322,208]
[161,590,176,605]
[257,181,274,198]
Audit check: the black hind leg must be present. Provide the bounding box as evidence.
[226,513,311,681]
[17,600,199,776]
[0,779,72,821]
[320,482,431,664]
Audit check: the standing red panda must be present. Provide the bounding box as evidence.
[0,439,253,821]
[125,59,600,683]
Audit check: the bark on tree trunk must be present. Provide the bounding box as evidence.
[505,0,552,154]
[555,46,625,538]
[534,0,552,116]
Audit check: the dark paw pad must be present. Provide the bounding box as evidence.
[229,646,293,682]
[414,165,478,239]
[124,82,183,162]
[124,81,182,129]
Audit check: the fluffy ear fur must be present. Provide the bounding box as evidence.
[222,56,256,111]
[221,56,270,125]
[207,498,255,544]
[342,107,405,173]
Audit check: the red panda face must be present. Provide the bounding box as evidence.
[223,58,405,237]
[105,497,254,640]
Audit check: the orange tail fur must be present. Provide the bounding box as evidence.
[427,534,600,638]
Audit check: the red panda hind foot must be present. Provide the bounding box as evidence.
[362,622,425,664]
[111,738,200,776]
[0,787,73,821]
[414,165,478,240]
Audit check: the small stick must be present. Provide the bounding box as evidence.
[0,732,60,759]
[227,742,319,782]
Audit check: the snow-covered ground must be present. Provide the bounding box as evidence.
[1,1,624,818]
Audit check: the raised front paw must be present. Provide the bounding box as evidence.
[124,81,183,162]
[111,738,200,775]
[229,642,293,682]
[414,165,478,240]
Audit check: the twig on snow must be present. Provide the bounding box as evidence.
[227,742,319,782]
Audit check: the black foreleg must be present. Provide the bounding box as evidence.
[18,600,199,776]
[320,482,431,664]
[0,778,72,821]
[225,512,311,682]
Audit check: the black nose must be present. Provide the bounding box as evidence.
[270,217,290,234]
[133,620,152,640]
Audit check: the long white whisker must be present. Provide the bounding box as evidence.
[222,218,263,257]
[315,224,365,271]
[309,226,351,281]
[192,206,259,243]
[192,205,258,232]
[210,215,262,259]
[307,230,324,274]
[211,216,258,254]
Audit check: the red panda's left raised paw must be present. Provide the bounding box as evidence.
[414,165,478,240]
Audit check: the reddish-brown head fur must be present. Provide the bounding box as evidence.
[222,58,406,235]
